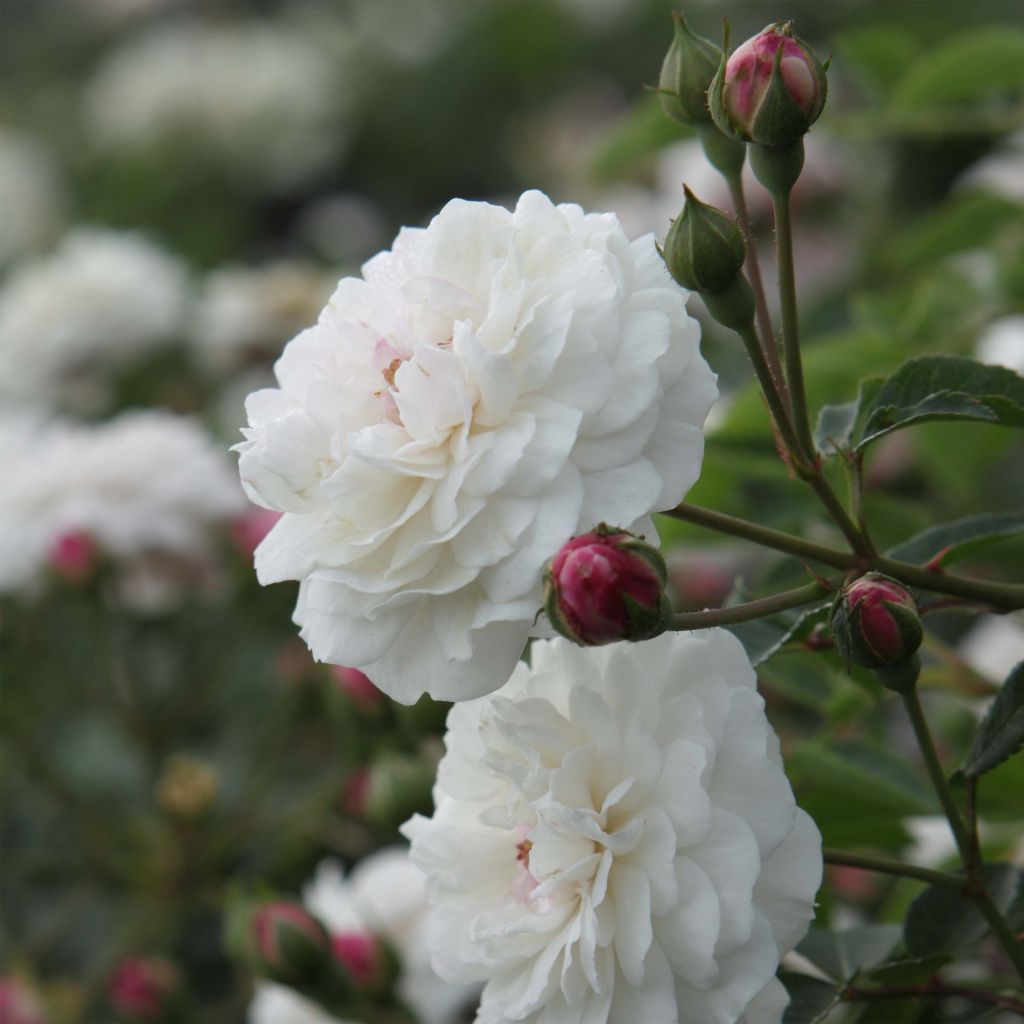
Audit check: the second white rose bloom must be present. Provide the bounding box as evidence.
[403,631,822,1024]
[236,190,717,703]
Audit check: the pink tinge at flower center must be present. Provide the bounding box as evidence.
[511,825,539,903]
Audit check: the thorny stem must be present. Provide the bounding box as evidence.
[663,502,1024,610]
[672,576,838,632]
[842,982,1024,1015]
[736,324,801,455]
[726,172,786,402]
[822,848,964,891]
[770,185,817,461]
[800,467,877,559]
[901,688,1024,984]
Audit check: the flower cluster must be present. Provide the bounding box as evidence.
[0,228,188,409]
[192,261,335,373]
[249,850,479,1024]
[237,190,717,703]
[404,632,821,1023]
[83,21,344,191]
[0,409,243,596]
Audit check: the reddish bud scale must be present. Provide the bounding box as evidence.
[544,527,673,646]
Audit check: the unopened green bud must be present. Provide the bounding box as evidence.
[663,186,747,294]
[659,12,721,127]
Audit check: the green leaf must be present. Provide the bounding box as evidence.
[589,92,690,183]
[866,954,951,986]
[815,378,885,456]
[964,662,1024,778]
[857,355,1024,450]
[904,863,1023,957]
[885,512,1024,567]
[781,972,841,1024]
[835,26,920,95]
[728,600,831,667]
[797,924,903,982]
[787,739,937,847]
[890,28,1024,110]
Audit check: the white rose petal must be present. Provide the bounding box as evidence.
[236,190,717,703]
[402,631,822,1024]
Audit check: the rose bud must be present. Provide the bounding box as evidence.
[709,21,828,147]
[108,956,184,1022]
[0,977,48,1024]
[543,526,674,646]
[830,573,923,678]
[247,902,332,986]
[331,932,396,995]
[663,187,754,331]
[659,12,720,127]
[49,529,99,583]
[331,665,384,711]
[364,750,434,829]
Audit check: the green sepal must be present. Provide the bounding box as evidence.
[707,19,736,140]
[749,42,817,146]
[873,652,921,693]
[543,565,579,643]
[622,590,675,642]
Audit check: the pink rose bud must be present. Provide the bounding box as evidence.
[230,508,282,559]
[331,931,392,992]
[341,764,371,817]
[543,526,673,646]
[331,666,383,710]
[248,902,331,985]
[710,21,828,146]
[0,977,47,1024]
[108,957,183,1021]
[50,529,98,583]
[830,573,923,679]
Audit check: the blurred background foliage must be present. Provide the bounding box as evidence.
[1,0,1023,1021]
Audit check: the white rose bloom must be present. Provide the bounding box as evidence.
[83,21,342,191]
[192,261,335,373]
[403,631,822,1024]
[248,849,478,1024]
[0,410,243,595]
[236,190,717,703]
[0,228,187,409]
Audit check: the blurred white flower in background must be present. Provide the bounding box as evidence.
[956,130,1024,202]
[403,631,822,1024]
[0,228,188,410]
[83,20,344,191]
[0,409,243,597]
[236,190,716,703]
[0,130,65,267]
[975,315,1024,375]
[249,848,479,1024]
[192,262,335,374]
